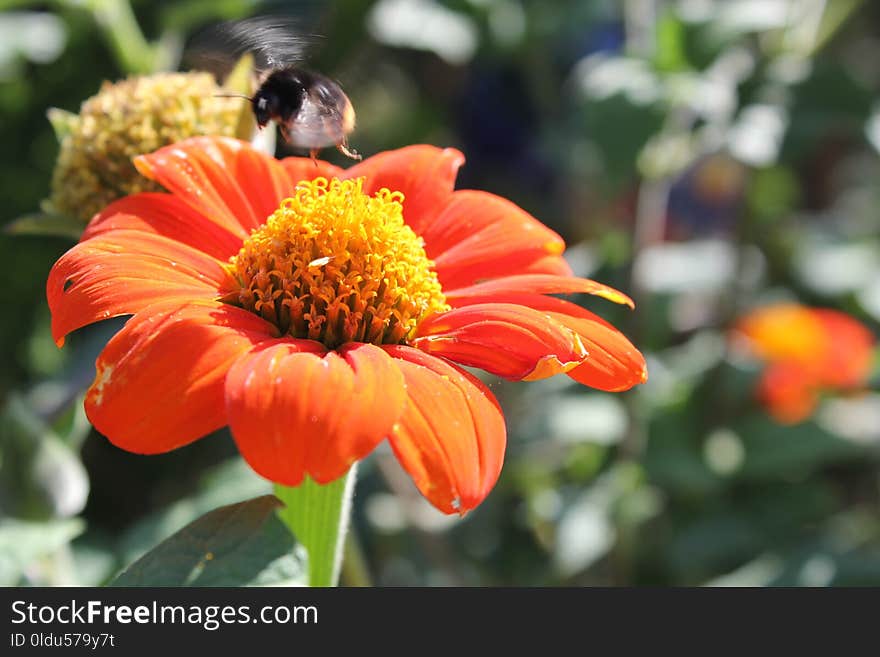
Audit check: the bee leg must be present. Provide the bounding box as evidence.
[336,139,362,161]
[309,149,320,167]
[278,124,293,145]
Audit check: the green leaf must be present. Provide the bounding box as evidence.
[52,396,93,451]
[668,480,839,583]
[275,467,356,587]
[0,395,90,520]
[813,0,864,53]
[223,52,255,95]
[654,10,689,72]
[667,512,765,581]
[747,165,801,222]
[119,457,271,566]
[734,415,864,480]
[46,107,78,142]
[5,212,83,240]
[110,495,307,587]
[644,412,723,497]
[0,518,85,586]
[575,91,666,192]
[782,60,874,161]
[221,52,258,142]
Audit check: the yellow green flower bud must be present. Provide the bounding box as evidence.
[47,72,244,223]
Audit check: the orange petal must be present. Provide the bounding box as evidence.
[225,342,406,486]
[558,311,648,391]
[342,145,465,235]
[450,292,647,391]
[426,191,568,289]
[812,309,875,388]
[446,274,634,308]
[85,300,276,454]
[134,136,274,235]
[440,253,573,287]
[227,143,299,221]
[757,363,818,424]
[47,230,230,346]
[539,297,646,391]
[279,157,343,186]
[84,193,244,261]
[413,303,589,380]
[519,254,575,277]
[384,346,506,515]
[733,304,825,368]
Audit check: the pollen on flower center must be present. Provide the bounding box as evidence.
[225,177,449,348]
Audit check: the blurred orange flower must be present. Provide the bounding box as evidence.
[734,304,875,424]
[47,136,647,514]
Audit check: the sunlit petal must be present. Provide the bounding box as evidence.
[446,273,634,308]
[426,191,568,289]
[84,193,243,260]
[47,230,231,346]
[385,346,506,515]
[414,303,589,380]
[343,145,465,235]
[85,300,275,453]
[135,136,271,235]
[226,342,406,485]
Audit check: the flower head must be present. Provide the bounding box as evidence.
[47,137,647,514]
[733,303,876,423]
[47,73,243,223]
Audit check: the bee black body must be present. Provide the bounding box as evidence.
[252,68,311,127]
[252,66,359,159]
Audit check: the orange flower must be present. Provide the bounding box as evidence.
[734,304,875,424]
[47,137,647,514]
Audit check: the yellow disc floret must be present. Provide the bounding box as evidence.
[226,177,449,348]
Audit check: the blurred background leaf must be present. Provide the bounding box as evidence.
[110,495,307,586]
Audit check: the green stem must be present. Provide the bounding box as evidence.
[811,0,864,55]
[274,465,356,587]
[341,529,372,587]
[85,0,156,74]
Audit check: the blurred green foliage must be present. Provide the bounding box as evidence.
[1,0,879,586]
[110,495,308,586]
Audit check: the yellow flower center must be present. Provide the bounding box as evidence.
[225,177,449,348]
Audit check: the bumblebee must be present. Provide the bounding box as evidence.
[251,66,359,160]
[199,16,360,160]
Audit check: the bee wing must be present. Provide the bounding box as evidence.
[186,15,322,76]
[218,16,320,69]
[283,77,351,149]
